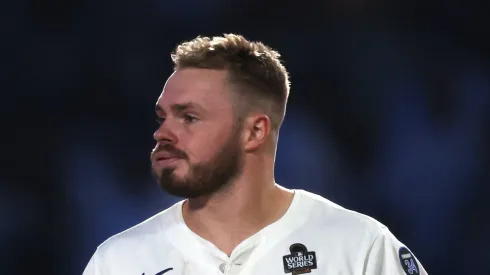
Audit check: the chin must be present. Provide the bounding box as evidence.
[159,182,203,199]
[170,168,190,180]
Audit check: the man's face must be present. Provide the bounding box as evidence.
[151,68,244,198]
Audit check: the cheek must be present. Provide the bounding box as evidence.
[186,131,233,161]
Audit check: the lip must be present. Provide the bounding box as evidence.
[154,156,182,167]
[152,150,185,166]
[157,157,179,163]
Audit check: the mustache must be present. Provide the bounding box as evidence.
[152,143,188,159]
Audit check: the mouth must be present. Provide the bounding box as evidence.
[154,156,181,166]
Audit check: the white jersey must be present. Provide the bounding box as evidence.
[82,190,428,275]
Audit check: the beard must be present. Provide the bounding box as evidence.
[152,129,244,199]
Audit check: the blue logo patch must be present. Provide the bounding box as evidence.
[398,247,419,275]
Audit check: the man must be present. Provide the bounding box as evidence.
[82,34,428,275]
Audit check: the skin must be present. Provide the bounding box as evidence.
[151,68,294,256]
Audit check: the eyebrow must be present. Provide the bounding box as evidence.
[155,102,206,114]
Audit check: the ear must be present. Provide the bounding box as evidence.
[243,114,271,152]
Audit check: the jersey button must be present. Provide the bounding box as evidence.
[219,263,226,273]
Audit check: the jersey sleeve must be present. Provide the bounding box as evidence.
[363,227,428,275]
[82,250,99,275]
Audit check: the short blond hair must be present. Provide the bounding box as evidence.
[171,33,290,131]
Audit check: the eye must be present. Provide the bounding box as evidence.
[183,114,198,124]
[156,117,165,125]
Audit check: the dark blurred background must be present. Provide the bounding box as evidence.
[2,0,489,274]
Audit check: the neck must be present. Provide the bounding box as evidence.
[181,159,294,256]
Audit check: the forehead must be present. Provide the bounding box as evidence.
[157,68,232,109]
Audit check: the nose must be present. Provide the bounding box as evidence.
[153,121,177,144]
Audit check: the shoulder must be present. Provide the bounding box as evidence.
[297,190,388,241]
[296,190,430,273]
[94,200,182,258]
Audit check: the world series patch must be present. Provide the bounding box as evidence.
[283,243,317,274]
[398,247,419,275]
